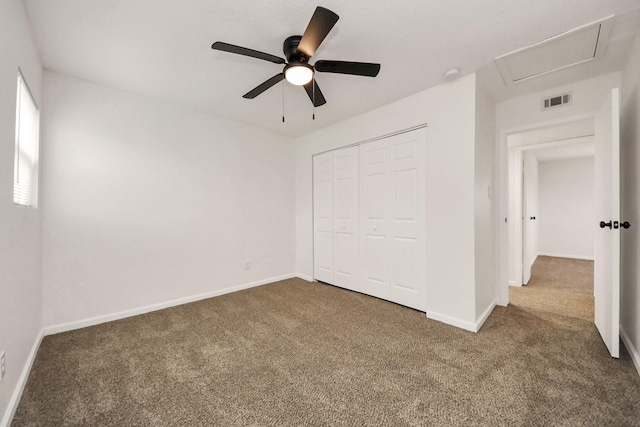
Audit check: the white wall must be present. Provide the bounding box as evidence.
[496,73,622,132]
[620,28,640,375]
[296,74,481,328]
[40,72,295,327]
[474,80,496,318]
[538,156,595,260]
[0,0,43,423]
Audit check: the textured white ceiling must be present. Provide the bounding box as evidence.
[23,0,640,136]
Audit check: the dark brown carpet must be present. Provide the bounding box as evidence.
[13,257,640,426]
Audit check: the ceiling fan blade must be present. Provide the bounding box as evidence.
[212,41,285,64]
[297,7,339,58]
[303,79,327,107]
[315,60,381,77]
[243,74,285,99]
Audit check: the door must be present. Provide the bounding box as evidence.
[359,139,390,300]
[522,151,539,285]
[388,131,427,310]
[594,87,620,358]
[314,128,427,311]
[313,151,334,283]
[359,129,427,310]
[522,153,531,284]
[333,146,359,291]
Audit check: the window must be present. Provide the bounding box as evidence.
[14,71,40,207]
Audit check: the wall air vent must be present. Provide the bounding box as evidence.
[495,15,614,85]
[542,92,572,110]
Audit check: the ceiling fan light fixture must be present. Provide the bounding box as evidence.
[284,63,314,86]
[211,7,379,108]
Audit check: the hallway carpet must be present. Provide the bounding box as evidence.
[12,257,640,426]
[511,255,596,321]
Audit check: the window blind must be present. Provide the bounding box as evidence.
[13,72,39,207]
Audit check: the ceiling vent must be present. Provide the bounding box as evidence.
[495,15,614,85]
[542,92,572,110]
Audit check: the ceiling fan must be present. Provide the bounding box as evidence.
[211,6,381,107]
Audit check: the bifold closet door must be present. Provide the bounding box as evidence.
[333,146,359,290]
[314,127,426,312]
[359,129,426,311]
[359,139,390,300]
[387,131,426,311]
[313,151,333,283]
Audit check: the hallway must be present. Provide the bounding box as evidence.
[511,255,594,321]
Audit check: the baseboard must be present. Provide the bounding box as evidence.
[1,330,44,427]
[426,310,477,332]
[620,327,640,378]
[295,273,314,282]
[508,280,521,287]
[42,273,296,336]
[475,300,497,332]
[426,301,496,333]
[537,252,594,261]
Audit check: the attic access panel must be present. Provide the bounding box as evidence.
[495,15,614,85]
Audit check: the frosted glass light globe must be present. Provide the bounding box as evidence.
[285,64,313,86]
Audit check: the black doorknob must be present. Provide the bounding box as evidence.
[621,221,631,229]
[600,221,612,229]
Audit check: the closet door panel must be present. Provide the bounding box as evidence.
[313,152,334,283]
[333,146,359,290]
[359,140,390,300]
[391,237,417,293]
[388,131,427,311]
[364,235,387,288]
[334,233,356,286]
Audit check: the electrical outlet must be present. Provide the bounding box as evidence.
[244,261,251,271]
[0,351,5,382]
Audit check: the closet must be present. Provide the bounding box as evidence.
[313,127,427,311]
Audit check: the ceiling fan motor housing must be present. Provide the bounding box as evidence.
[283,35,308,63]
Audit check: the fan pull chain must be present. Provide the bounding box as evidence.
[282,80,285,123]
[312,75,316,120]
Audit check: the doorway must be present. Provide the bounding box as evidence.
[506,120,595,288]
[507,126,597,320]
